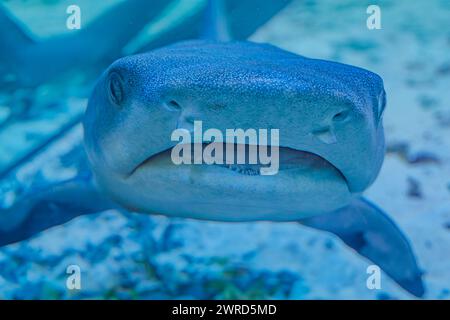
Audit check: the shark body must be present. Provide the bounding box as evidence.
[0,40,425,297]
[0,0,171,88]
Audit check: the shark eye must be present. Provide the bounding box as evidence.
[378,90,386,119]
[108,72,124,106]
[164,99,182,111]
[332,109,350,122]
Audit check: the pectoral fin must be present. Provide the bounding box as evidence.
[135,0,292,52]
[0,176,115,247]
[299,197,425,297]
[201,0,231,41]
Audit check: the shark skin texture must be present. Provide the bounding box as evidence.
[0,41,425,297]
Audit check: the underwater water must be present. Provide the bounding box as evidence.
[0,0,449,300]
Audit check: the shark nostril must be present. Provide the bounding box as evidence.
[332,110,350,122]
[312,127,337,144]
[164,99,182,111]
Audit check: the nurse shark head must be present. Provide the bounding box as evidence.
[83,41,386,222]
[1,40,425,297]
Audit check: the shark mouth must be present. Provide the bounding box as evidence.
[131,143,346,180]
[210,143,335,176]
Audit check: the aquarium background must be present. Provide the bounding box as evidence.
[0,0,449,299]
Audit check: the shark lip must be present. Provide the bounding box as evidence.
[128,143,348,184]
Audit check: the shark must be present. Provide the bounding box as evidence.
[0,0,291,89]
[0,39,425,297]
[0,0,292,174]
[0,0,172,88]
